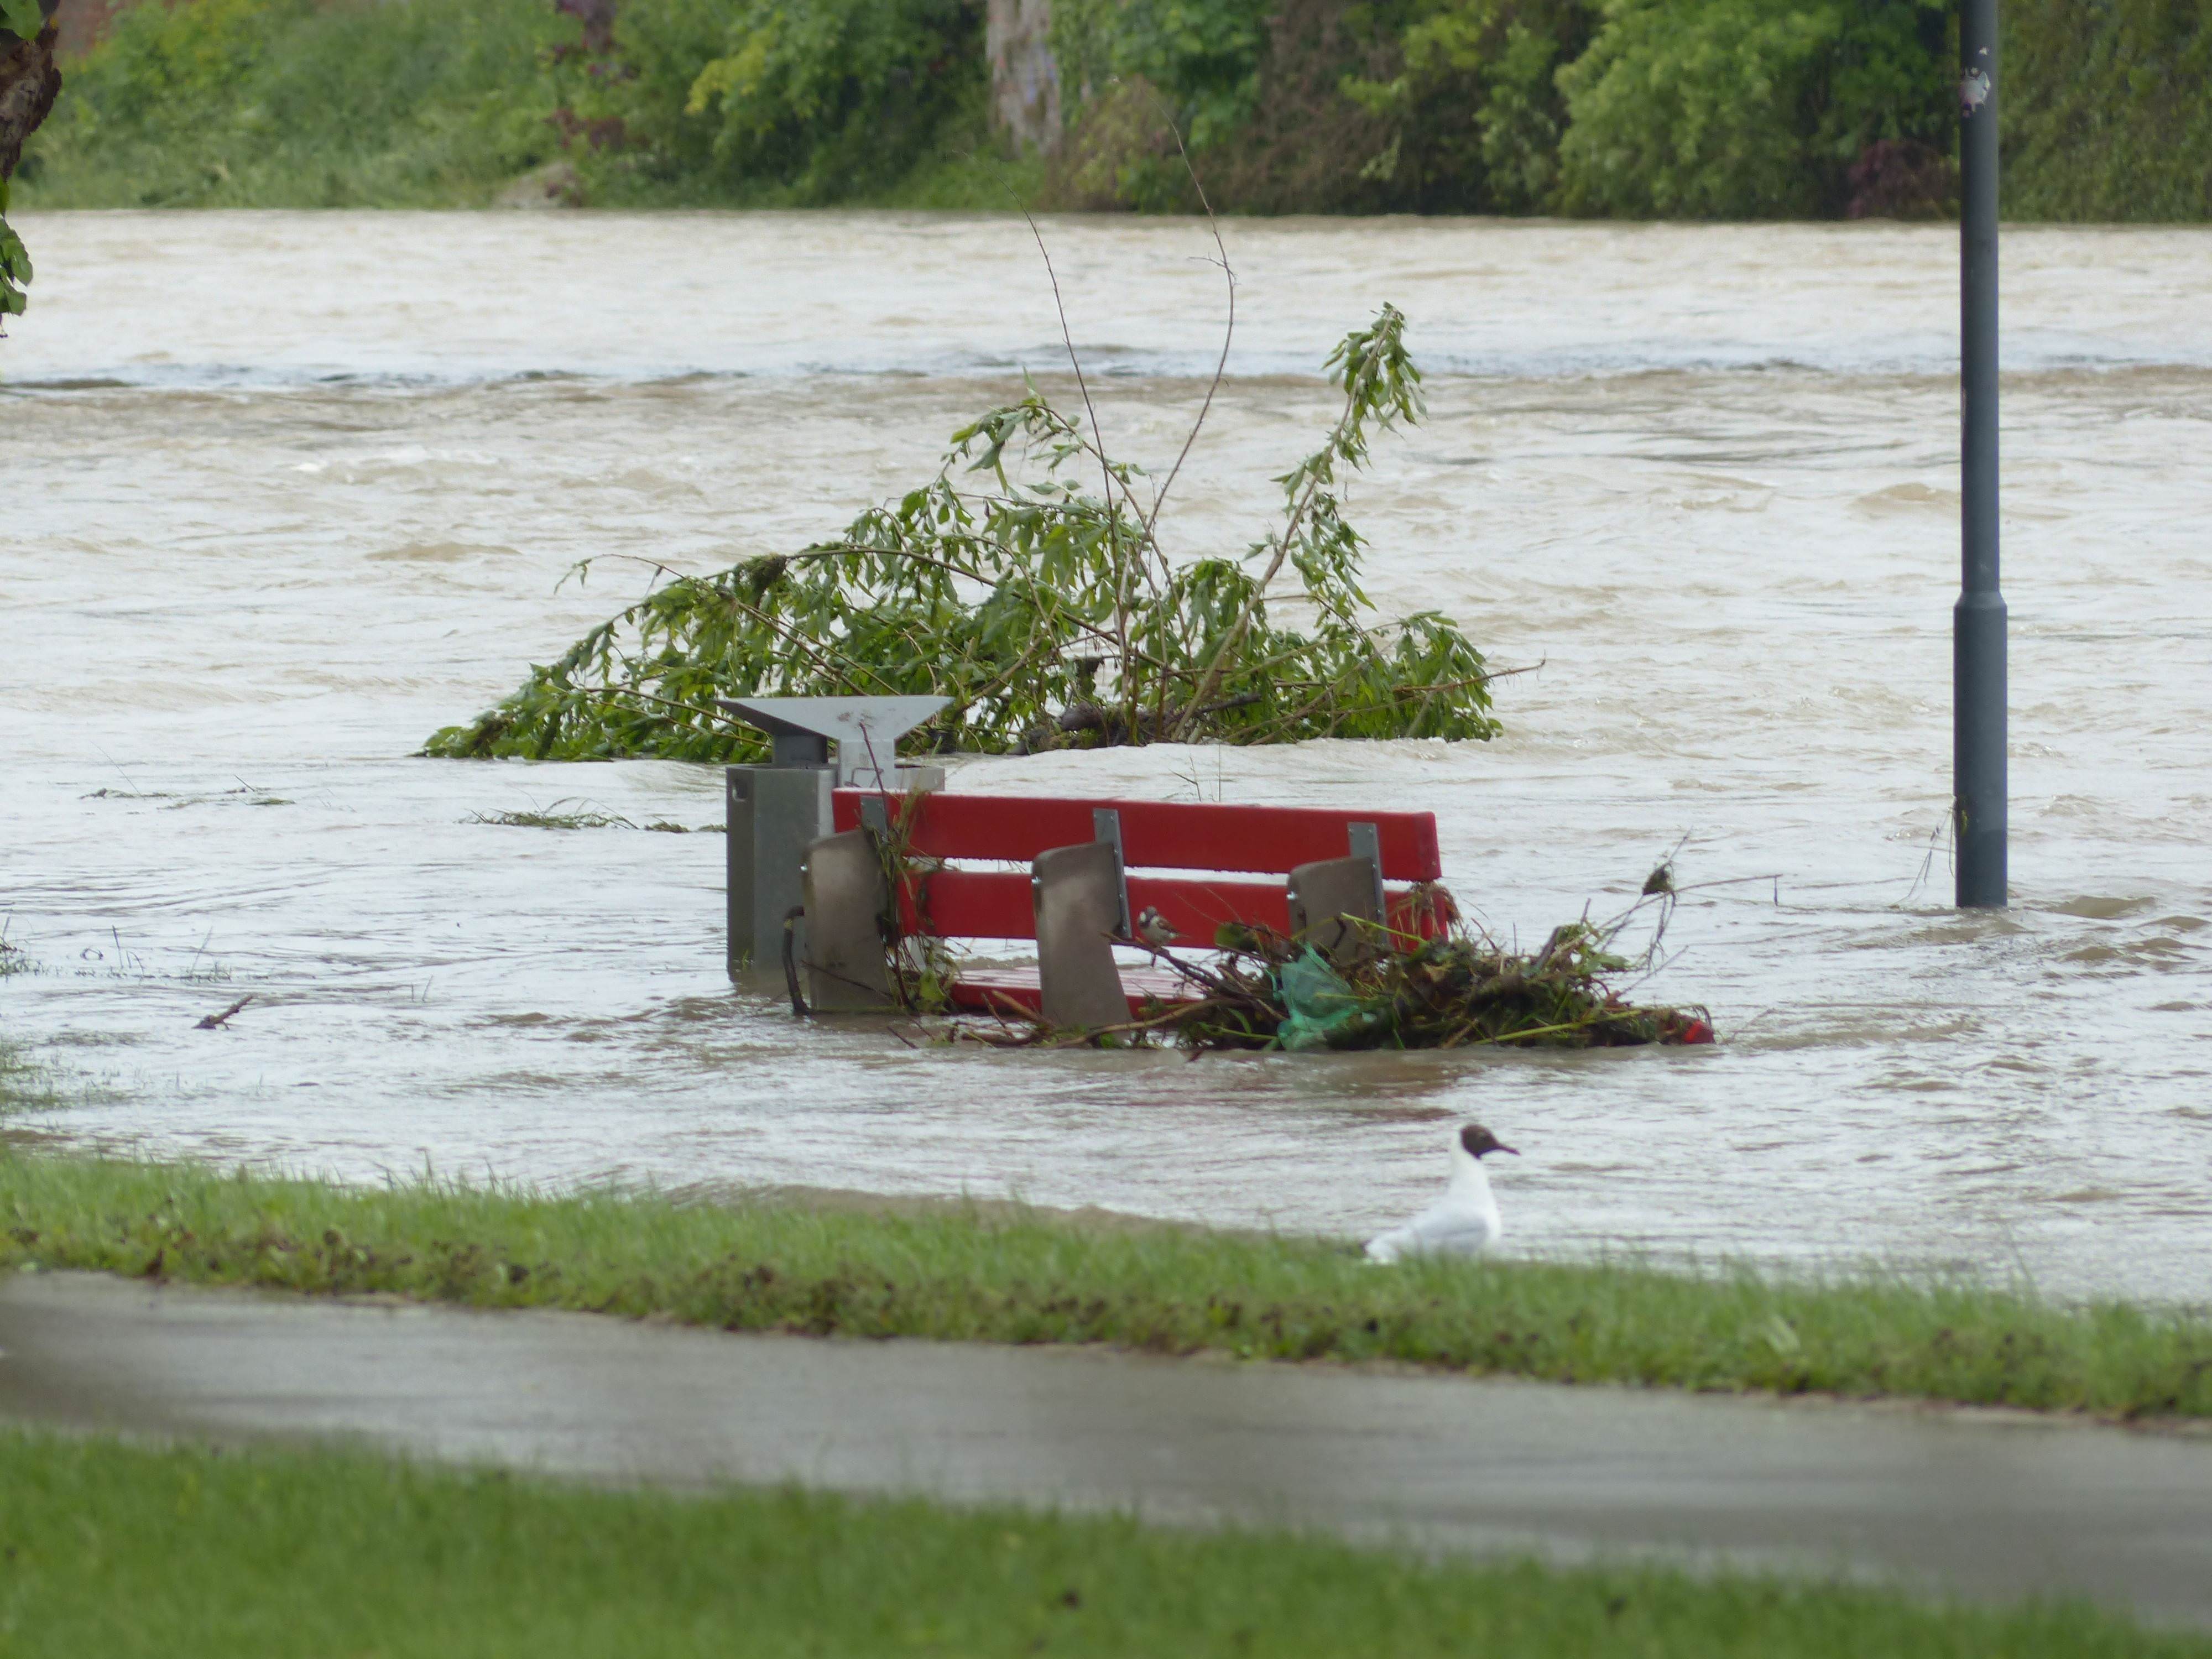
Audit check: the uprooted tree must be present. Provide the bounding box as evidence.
[426,304,1504,764]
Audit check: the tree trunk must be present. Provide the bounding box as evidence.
[1,7,62,184]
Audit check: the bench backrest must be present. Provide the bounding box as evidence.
[830,789,1444,943]
[832,791,1440,877]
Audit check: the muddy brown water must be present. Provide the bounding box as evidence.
[2,211,2210,1298]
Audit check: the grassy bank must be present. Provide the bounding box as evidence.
[3,1429,2204,1659]
[6,1149,2212,1420]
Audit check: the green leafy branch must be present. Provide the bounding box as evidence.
[0,179,29,325]
[424,306,1503,765]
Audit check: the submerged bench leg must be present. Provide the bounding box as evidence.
[1032,842,1133,1031]
[801,829,897,1012]
[1287,855,1384,966]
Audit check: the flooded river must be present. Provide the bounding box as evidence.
[4,211,2209,1300]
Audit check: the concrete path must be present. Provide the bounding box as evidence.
[4,1271,2210,1627]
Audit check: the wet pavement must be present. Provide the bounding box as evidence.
[3,1271,2209,1626]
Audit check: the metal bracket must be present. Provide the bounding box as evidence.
[727,765,834,974]
[1287,839,1385,967]
[716,695,948,786]
[1032,842,1131,1030]
[858,795,890,836]
[1091,807,1131,938]
[1347,821,1386,925]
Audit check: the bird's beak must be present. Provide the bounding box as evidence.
[1496,1144,1520,1156]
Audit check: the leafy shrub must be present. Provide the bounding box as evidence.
[1187,0,1422,213]
[1050,0,1272,155]
[20,0,998,208]
[22,0,564,207]
[598,0,989,202]
[1043,0,1269,209]
[1556,0,1950,219]
[2002,0,2212,222]
[1047,0,1589,216]
[1342,0,1597,212]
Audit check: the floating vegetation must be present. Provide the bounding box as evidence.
[464,804,638,831]
[424,306,1504,765]
[463,802,721,833]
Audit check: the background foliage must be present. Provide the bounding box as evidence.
[17,0,566,205]
[1553,0,1953,218]
[1999,0,2212,221]
[13,0,2210,218]
[15,0,1000,206]
[571,0,990,203]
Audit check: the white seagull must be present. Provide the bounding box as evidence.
[1364,1123,1517,1264]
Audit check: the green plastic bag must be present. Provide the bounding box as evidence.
[1274,948,1368,1051]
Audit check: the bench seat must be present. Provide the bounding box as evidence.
[943,966,1207,1021]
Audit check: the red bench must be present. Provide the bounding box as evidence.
[796,787,1455,1025]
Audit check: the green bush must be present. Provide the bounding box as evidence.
[592,0,989,202]
[2002,0,2212,221]
[1342,0,1596,212]
[20,0,564,207]
[19,0,995,209]
[1556,0,1950,218]
[1046,0,1486,213]
[1042,0,1272,208]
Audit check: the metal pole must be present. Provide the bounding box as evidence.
[1955,0,2007,907]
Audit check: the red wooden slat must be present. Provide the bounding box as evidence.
[1129,875,1291,940]
[891,869,1291,941]
[834,790,1440,880]
[892,869,1445,945]
[896,868,1027,938]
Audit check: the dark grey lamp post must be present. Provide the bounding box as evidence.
[1955,0,2007,906]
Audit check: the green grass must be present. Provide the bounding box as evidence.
[6,1149,2212,1420]
[0,1426,2199,1658]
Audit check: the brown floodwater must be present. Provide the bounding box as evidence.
[3,211,2209,1298]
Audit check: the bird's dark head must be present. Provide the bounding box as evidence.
[1460,1124,1517,1159]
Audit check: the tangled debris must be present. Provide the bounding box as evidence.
[931,893,1713,1054]
[1164,920,1711,1053]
